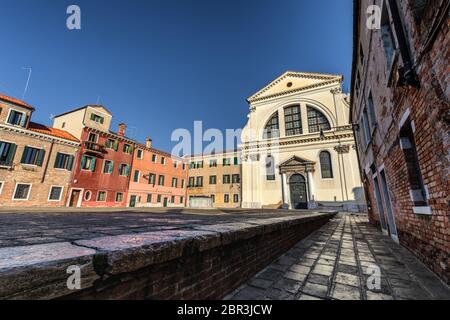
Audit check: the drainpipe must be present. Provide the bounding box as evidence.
[387,0,419,87]
[41,139,55,183]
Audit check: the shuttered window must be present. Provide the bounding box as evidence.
[0,141,16,166]
[21,146,45,166]
[54,153,74,170]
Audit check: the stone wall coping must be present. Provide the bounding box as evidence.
[0,212,335,300]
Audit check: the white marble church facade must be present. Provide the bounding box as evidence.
[240,71,365,211]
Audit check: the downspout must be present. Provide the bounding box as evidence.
[41,139,55,183]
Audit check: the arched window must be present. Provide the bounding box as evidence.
[307,106,331,133]
[263,112,279,139]
[284,105,302,136]
[266,155,275,181]
[319,151,333,179]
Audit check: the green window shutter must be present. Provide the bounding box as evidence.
[90,157,96,171]
[5,143,16,165]
[80,155,86,169]
[54,153,61,168]
[19,115,28,127]
[125,165,130,177]
[90,113,95,121]
[100,117,104,124]
[36,149,45,166]
[109,161,114,173]
[21,146,29,163]
[67,155,74,171]
[7,111,14,124]
[114,141,119,151]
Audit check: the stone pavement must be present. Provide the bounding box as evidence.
[227,213,450,300]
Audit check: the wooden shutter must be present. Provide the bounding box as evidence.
[67,155,74,170]
[80,155,86,169]
[5,143,16,165]
[36,149,45,166]
[21,146,30,163]
[90,157,97,171]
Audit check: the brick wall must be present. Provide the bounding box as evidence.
[63,215,332,300]
[352,0,449,283]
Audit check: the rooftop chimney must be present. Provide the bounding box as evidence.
[146,137,152,148]
[118,123,126,137]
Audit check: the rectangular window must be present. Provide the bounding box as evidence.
[224,194,229,203]
[180,196,184,204]
[48,186,63,201]
[115,192,123,202]
[223,158,231,166]
[211,194,215,203]
[123,144,133,154]
[173,161,178,168]
[102,160,114,174]
[7,110,27,127]
[209,160,217,167]
[182,163,186,170]
[13,183,31,200]
[54,153,74,171]
[118,163,130,176]
[209,175,217,185]
[137,149,143,159]
[0,181,4,195]
[21,147,45,166]
[161,157,166,165]
[181,179,185,188]
[189,161,195,169]
[172,178,178,188]
[362,109,371,145]
[147,194,152,203]
[266,156,276,181]
[234,157,239,165]
[232,174,240,184]
[381,4,396,69]
[81,155,97,171]
[88,133,98,143]
[284,105,302,136]
[233,194,239,203]
[90,113,104,124]
[171,195,175,203]
[148,173,156,185]
[188,177,195,188]
[133,170,140,182]
[223,175,231,184]
[157,194,162,203]
[367,92,377,128]
[158,175,165,186]
[196,176,203,187]
[105,138,118,151]
[151,154,157,163]
[196,161,203,169]
[0,141,17,166]
[97,191,107,202]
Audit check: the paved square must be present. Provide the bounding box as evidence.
[227,213,450,300]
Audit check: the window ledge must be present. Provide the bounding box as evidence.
[413,206,432,215]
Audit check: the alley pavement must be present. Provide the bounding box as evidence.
[227,213,450,300]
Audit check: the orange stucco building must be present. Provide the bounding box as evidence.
[127,138,187,207]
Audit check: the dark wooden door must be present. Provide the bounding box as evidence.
[163,197,168,207]
[69,190,80,207]
[129,195,136,208]
[289,174,308,209]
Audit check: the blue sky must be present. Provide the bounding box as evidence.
[0,0,353,152]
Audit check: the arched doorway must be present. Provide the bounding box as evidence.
[289,174,308,209]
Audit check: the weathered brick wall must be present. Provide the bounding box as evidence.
[63,215,332,300]
[0,129,79,207]
[353,0,449,283]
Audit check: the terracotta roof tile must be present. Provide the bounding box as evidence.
[28,122,79,143]
[0,94,34,110]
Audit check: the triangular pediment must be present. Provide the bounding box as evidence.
[248,71,342,103]
[280,156,315,167]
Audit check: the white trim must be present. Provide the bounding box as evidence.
[0,181,4,195]
[319,150,335,180]
[399,108,411,129]
[83,190,92,201]
[115,192,124,203]
[47,185,64,202]
[66,188,84,207]
[102,159,114,174]
[5,108,27,127]
[96,190,107,202]
[413,206,432,215]
[12,183,32,201]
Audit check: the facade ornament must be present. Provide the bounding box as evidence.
[334,145,351,154]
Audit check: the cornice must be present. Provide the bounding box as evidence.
[0,124,80,147]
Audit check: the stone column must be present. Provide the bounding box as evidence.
[307,171,317,209]
[281,173,289,209]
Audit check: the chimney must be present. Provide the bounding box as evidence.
[118,123,126,137]
[146,137,153,148]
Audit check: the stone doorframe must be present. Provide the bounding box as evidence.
[279,156,316,209]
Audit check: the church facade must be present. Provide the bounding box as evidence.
[240,71,365,211]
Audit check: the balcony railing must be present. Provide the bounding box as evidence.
[83,141,105,154]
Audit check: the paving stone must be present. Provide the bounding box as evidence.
[273,278,302,294]
[312,264,334,276]
[284,271,308,283]
[301,282,329,298]
[366,291,394,300]
[233,286,266,300]
[335,272,360,287]
[249,278,274,290]
[297,294,323,300]
[308,274,330,286]
[296,258,316,267]
[289,264,311,275]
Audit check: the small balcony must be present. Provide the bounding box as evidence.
[83,141,105,155]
